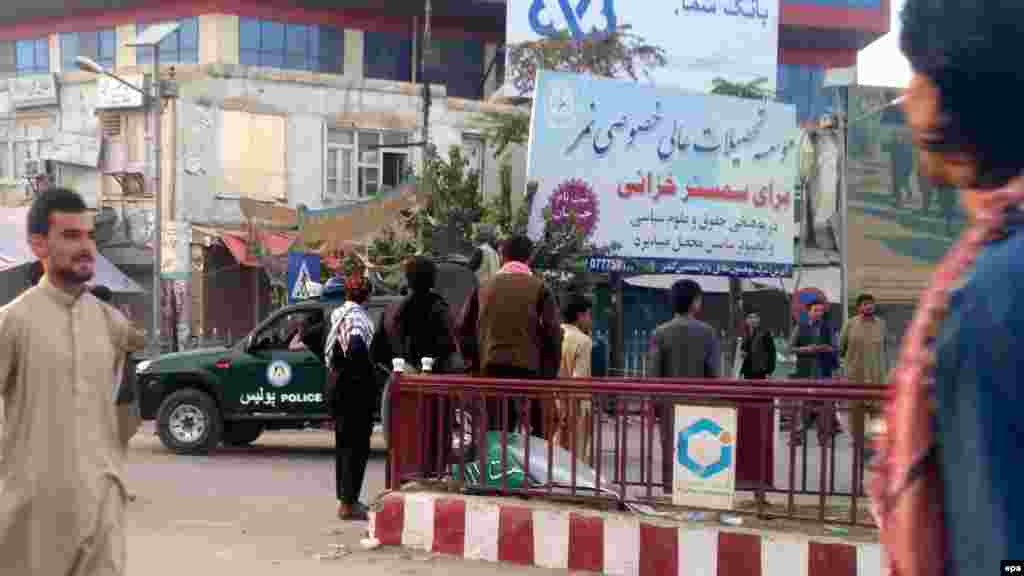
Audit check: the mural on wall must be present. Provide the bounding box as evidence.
[845,85,965,304]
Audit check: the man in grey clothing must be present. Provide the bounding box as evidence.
[647,279,721,493]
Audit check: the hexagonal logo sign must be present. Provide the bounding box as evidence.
[673,406,737,509]
[677,417,734,479]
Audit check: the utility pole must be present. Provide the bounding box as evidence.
[418,0,434,251]
[151,44,164,351]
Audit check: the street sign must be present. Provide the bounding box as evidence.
[287,252,320,304]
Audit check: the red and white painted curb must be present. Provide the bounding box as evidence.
[370,493,885,575]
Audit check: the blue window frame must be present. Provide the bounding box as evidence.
[239,18,343,74]
[16,38,49,75]
[422,38,484,100]
[136,17,199,65]
[363,31,411,82]
[61,29,116,71]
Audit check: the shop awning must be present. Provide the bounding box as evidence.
[626,266,842,303]
[0,207,145,293]
[296,183,422,260]
[215,229,296,267]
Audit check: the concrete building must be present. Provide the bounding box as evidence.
[0,0,888,348]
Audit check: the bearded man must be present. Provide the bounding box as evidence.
[0,188,146,574]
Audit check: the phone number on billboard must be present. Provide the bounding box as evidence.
[587,257,627,273]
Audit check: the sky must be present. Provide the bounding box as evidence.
[855,0,912,87]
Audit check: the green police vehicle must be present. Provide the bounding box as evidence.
[135,260,476,455]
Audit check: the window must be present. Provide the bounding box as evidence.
[61,29,116,71]
[325,128,409,202]
[136,17,198,64]
[422,38,484,100]
[0,127,10,181]
[8,117,53,182]
[221,110,287,202]
[253,309,322,351]
[16,38,49,75]
[0,42,17,77]
[363,31,411,82]
[239,18,343,74]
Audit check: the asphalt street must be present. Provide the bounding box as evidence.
[123,423,561,576]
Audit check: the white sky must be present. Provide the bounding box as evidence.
[855,0,911,87]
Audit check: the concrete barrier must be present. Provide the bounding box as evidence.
[369,492,885,576]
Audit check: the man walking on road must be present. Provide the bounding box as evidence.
[647,279,721,494]
[0,188,146,575]
[555,294,594,464]
[457,234,562,435]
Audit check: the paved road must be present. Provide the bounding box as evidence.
[123,423,561,576]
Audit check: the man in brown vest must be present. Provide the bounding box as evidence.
[457,234,562,435]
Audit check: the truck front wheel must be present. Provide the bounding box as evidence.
[156,388,223,455]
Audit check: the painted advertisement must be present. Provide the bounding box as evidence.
[672,404,737,510]
[526,70,799,277]
[506,0,779,93]
[845,85,966,305]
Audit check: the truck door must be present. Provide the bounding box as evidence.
[232,308,327,416]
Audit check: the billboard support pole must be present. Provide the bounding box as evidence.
[837,89,850,323]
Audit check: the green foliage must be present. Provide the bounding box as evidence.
[364,145,484,267]
[368,225,418,268]
[709,77,773,100]
[423,145,483,229]
[506,26,667,97]
[478,109,531,161]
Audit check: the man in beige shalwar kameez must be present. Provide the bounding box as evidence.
[0,188,145,575]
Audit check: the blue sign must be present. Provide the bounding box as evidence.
[526,70,799,279]
[287,252,320,304]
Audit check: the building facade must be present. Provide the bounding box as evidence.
[0,0,887,349]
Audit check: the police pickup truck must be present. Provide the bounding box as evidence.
[135,260,475,454]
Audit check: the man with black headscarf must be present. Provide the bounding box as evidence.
[374,256,456,477]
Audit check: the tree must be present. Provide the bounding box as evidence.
[709,77,773,100]
[480,26,666,158]
[506,26,666,97]
[472,26,664,290]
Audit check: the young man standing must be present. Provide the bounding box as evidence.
[647,279,721,494]
[0,188,146,575]
[740,306,776,380]
[555,294,594,464]
[788,299,839,436]
[839,293,886,446]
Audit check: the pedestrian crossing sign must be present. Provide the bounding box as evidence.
[292,262,313,300]
[287,252,321,304]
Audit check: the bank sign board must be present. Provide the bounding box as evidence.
[505,0,779,94]
[526,70,798,278]
[673,404,738,510]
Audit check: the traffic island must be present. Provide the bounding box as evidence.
[368,490,885,576]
